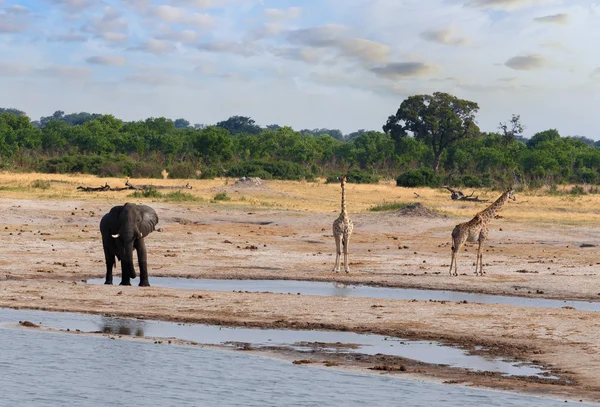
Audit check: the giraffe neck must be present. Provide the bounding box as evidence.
[479,190,510,221]
[341,181,347,217]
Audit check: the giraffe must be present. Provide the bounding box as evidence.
[448,188,515,277]
[332,175,354,273]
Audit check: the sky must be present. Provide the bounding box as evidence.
[0,0,599,137]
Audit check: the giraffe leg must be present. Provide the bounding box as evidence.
[333,233,342,272]
[449,248,456,276]
[450,236,463,277]
[477,232,488,277]
[343,233,351,273]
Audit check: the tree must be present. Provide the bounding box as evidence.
[300,128,344,141]
[498,114,524,146]
[216,116,262,135]
[40,110,66,127]
[0,107,26,116]
[383,92,480,172]
[174,118,191,129]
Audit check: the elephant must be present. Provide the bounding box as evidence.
[100,203,158,287]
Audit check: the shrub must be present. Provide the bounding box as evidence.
[131,162,163,178]
[326,169,380,184]
[168,162,198,179]
[128,186,163,199]
[570,185,586,195]
[30,179,51,189]
[162,191,198,202]
[213,192,231,201]
[396,168,441,188]
[369,201,409,212]
[226,160,311,181]
[458,174,483,188]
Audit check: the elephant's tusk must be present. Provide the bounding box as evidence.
[139,232,143,238]
[112,234,120,238]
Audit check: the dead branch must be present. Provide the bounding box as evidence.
[76,183,111,192]
[442,186,488,202]
[125,179,192,190]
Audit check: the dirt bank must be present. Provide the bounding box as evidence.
[1,177,600,401]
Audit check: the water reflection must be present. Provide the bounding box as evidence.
[0,308,550,378]
[100,318,145,337]
[0,308,597,407]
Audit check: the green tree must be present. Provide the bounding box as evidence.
[383,92,480,172]
[498,114,524,146]
[216,116,262,135]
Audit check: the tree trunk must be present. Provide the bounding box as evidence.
[433,153,441,173]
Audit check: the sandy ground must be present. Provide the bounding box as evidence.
[1,174,600,401]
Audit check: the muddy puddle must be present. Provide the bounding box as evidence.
[0,308,550,379]
[88,277,600,311]
[2,309,592,407]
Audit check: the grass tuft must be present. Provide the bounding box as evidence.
[30,179,51,190]
[369,201,410,212]
[128,186,163,199]
[162,191,199,202]
[213,192,231,201]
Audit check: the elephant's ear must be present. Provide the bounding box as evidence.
[138,206,159,237]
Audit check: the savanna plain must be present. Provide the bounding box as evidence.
[1,172,600,402]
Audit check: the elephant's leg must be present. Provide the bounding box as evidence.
[120,242,135,286]
[102,240,115,285]
[135,238,150,287]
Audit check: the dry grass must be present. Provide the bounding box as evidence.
[1,171,600,223]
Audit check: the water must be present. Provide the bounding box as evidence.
[0,309,596,407]
[88,277,600,311]
[0,308,547,377]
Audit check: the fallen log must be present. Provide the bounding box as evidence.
[442,186,488,202]
[77,183,111,192]
[125,180,192,190]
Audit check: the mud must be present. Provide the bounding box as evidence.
[1,192,600,401]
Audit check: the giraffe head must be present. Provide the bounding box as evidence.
[337,175,347,186]
[506,188,516,201]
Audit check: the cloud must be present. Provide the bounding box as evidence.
[49,0,96,12]
[86,56,127,66]
[157,29,198,43]
[248,22,285,40]
[0,6,31,33]
[132,39,176,55]
[101,32,128,42]
[370,62,439,79]
[37,65,92,79]
[420,27,470,46]
[287,25,389,63]
[82,6,128,41]
[264,7,302,20]
[465,0,556,10]
[271,46,325,64]
[197,41,256,56]
[533,13,569,25]
[591,68,600,80]
[125,72,186,86]
[148,5,214,28]
[505,54,546,70]
[0,62,31,76]
[7,5,30,14]
[170,0,230,7]
[48,30,88,43]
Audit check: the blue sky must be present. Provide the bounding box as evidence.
[0,0,599,137]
